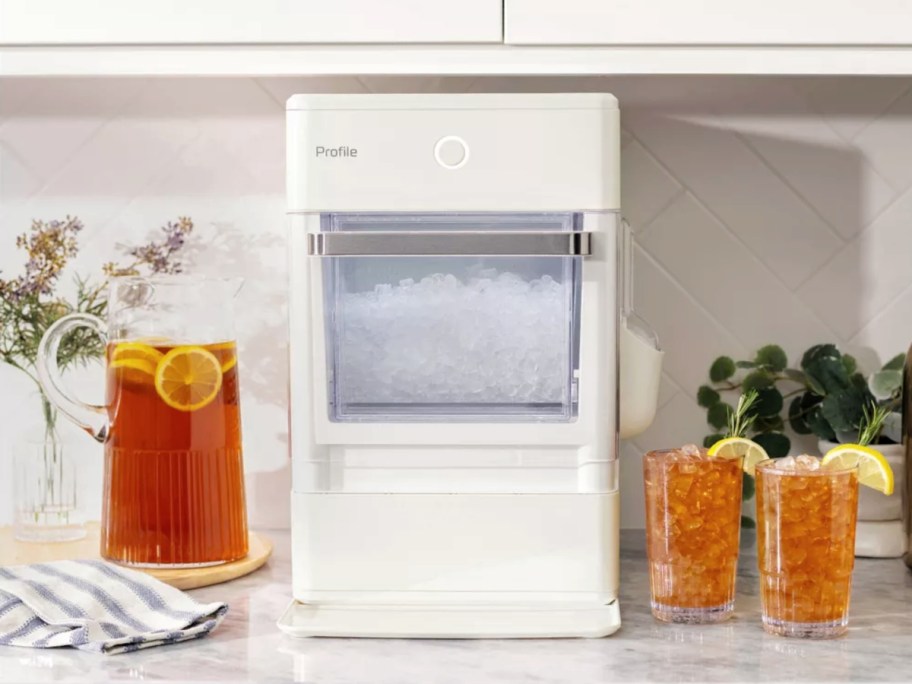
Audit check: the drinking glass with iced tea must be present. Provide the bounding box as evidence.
[755,443,893,638]
[643,444,745,623]
[37,276,248,567]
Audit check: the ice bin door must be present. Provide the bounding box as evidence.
[317,212,589,423]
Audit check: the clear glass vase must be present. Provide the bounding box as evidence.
[12,400,87,543]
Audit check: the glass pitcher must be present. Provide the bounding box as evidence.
[37,276,248,567]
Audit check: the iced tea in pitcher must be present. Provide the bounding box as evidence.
[37,276,249,567]
[103,339,248,566]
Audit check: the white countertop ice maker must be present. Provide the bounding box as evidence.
[279,93,663,638]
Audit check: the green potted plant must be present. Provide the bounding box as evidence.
[698,343,905,556]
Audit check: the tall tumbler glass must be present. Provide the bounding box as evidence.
[755,459,858,638]
[643,447,743,623]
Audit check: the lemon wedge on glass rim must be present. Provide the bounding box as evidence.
[707,437,769,477]
[821,443,894,495]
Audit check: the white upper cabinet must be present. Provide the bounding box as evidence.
[505,0,912,45]
[0,0,503,45]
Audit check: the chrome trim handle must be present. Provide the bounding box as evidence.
[307,231,591,257]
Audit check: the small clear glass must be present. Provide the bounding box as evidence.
[13,435,87,543]
[643,448,744,623]
[755,459,859,638]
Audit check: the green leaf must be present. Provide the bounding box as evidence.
[820,386,870,433]
[741,515,757,530]
[710,356,736,383]
[752,387,784,417]
[755,344,787,372]
[850,372,869,391]
[753,432,790,458]
[803,357,851,395]
[869,370,903,400]
[784,368,808,385]
[788,394,816,434]
[707,402,733,430]
[801,343,841,368]
[736,360,757,369]
[742,370,774,392]
[807,407,837,442]
[742,473,755,501]
[842,354,858,376]
[703,433,725,448]
[697,385,721,408]
[883,353,906,372]
[755,414,785,432]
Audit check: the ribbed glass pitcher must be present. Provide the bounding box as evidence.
[37,276,248,567]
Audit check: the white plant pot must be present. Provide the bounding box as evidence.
[818,439,906,559]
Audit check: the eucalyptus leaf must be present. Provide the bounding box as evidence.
[753,387,784,417]
[843,354,858,376]
[803,356,851,395]
[820,387,869,433]
[753,432,791,458]
[742,473,755,501]
[742,371,774,392]
[850,373,869,391]
[801,343,841,368]
[807,407,837,442]
[703,433,725,448]
[784,368,808,385]
[697,385,721,409]
[755,344,788,372]
[788,394,815,434]
[755,414,785,432]
[804,372,827,397]
[869,370,903,400]
[883,353,906,372]
[707,402,733,430]
[710,356,736,383]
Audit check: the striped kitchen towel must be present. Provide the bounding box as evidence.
[0,559,227,655]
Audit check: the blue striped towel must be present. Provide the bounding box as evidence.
[0,560,227,655]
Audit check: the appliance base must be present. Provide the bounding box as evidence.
[277,599,620,638]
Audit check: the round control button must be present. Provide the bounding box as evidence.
[434,136,469,169]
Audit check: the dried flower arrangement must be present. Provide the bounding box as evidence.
[0,216,194,438]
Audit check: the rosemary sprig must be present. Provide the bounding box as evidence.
[858,403,891,446]
[727,389,760,438]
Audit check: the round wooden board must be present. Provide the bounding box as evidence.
[0,523,272,590]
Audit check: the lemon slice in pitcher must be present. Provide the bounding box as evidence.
[206,341,238,373]
[111,341,165,366]
[110,357,157,385]
[154,346,223,412]
[707,437,769,477]
[821,443,894,495]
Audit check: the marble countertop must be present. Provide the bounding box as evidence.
[1,530,911,683]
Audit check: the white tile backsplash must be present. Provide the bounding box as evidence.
[626,112,842,288]
[2,76,912,531]
[798,186,912,340]
[620,140,683,230]
[807,77,909,142]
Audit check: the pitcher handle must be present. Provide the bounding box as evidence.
[37,313,109,443]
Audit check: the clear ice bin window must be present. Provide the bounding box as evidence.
[320,213,584,423]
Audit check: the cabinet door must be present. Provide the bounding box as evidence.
[505,0,912,45]
[0,0,503,45]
